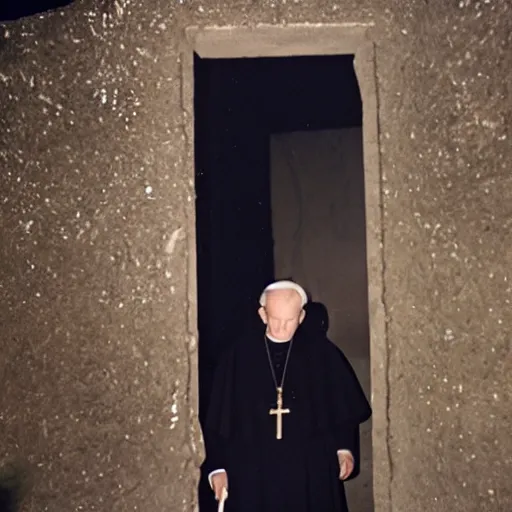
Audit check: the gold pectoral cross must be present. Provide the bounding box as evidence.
[269,387,290,440]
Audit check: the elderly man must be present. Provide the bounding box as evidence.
[201,280,371,512]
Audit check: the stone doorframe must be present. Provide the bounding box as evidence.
[180,24,389,512]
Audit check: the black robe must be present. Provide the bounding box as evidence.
[201,323,371,512]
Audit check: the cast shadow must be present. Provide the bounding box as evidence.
[303,300,330,334]
[0,463,28,512]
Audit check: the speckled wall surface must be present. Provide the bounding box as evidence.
[1,1,511,512]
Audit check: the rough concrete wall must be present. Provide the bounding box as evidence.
[374,5,512,510]
[1,2,511,512]
[0,2,201,510]
[271,129,372,512]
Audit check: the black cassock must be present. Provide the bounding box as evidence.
[202,323,371,512]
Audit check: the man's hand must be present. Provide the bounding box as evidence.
[211,471,228,501]
[338,451,355,480]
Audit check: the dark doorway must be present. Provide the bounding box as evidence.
[0,0,74,21]
[194,54,371,511]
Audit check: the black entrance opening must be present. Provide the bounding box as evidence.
[0,0,74,21]
[194,53,371,511]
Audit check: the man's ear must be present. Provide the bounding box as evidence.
[258,306,268,324]
[299,309,306,324]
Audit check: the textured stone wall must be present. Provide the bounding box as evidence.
[1,1,511,512]
[0,2,201,510]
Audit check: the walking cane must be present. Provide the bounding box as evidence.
[218,487,228,512]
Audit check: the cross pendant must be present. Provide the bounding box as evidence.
[269,387,290,440]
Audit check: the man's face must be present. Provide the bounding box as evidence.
[258,289,305,341]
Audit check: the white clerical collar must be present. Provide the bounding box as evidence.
[266,331,291,343]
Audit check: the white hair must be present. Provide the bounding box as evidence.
[259,280,308,307]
